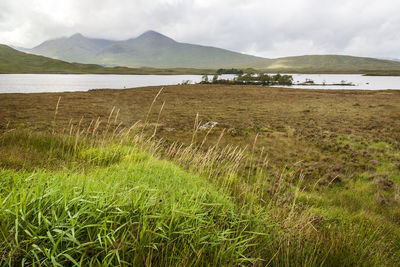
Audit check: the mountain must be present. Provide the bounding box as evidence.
[18,31,400,73]
[0,44,215,74]
[3,42,400,75]
[30,33,114,62]
[27,31,269,68]
[96,31,270,68]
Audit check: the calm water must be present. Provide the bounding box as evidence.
[278,74,400,90]
[0,73,399,94]
[0,74,222,94]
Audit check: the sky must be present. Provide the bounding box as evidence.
[0,0,399,59]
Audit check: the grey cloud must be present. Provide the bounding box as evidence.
[0,0,399,58]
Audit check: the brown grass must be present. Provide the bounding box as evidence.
[1,84,400,181]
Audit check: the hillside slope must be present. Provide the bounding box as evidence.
[265,54,400,73]
[0,44,110,73]
[30,33,113,62]
[0,44,214,74]
[28,31,270,68]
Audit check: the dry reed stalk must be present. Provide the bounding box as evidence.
[114,108,120,124]
[78,116,84,129]
[124,121,141,142]
[258,147,265,164]
[228,146,239,160]
[143,87,164,129]
[75,116,84,137]
[214,129,225,148]
[74,127,80,151]
[247,133,260,179]
[140,134,156,152]
[233,147,247,168]
[85,119,94,138]
[219,144,232,159]
[256,148,268,178]
[178,146,192,162]
[152,101,165,138]
[107,106,115,125]
[174,144,184,157]
[191,113,199,144]
[130,135,141,150]
[102,107,116,144]
[52,96,61,135]
[69,123,74,136]
[169,142,178,157]
[111,122,124,140]
[110,138,125,161]
[262,154,269,168]
[199,125,215,149]
[152,138,165,155]
[92,117,101,137]
[165,141,177,157]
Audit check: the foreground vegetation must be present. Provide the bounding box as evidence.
[1,85,400,265]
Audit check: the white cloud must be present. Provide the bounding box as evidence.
[0,0,399,58]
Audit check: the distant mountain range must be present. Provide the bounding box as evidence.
[7,30,400,73]
[23,31,268,69]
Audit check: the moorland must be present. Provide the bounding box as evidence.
[1,84,399,265]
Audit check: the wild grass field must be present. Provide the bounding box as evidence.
[1,84,400,266]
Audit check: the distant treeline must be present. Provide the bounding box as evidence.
[216,68,244,75]
[200,73,294,86]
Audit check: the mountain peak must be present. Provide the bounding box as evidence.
[135,30,175,43]
[70,33,85,39]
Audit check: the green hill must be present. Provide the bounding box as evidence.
[263,54,400,74]
[0,44,112,74]
[0,44,213,74]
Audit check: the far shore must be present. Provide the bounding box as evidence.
[2,69,400,76]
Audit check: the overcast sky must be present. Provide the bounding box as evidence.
[0,0,399,58]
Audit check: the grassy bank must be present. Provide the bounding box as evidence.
[1,131,263,265]
[1,85,400,265]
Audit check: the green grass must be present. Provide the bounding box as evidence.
[1,126,400,266]
[0,131,262,265]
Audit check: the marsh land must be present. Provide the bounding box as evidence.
[1,84,400,265]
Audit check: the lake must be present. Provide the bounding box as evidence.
[0,73,399,94]
[277,73,400,90]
